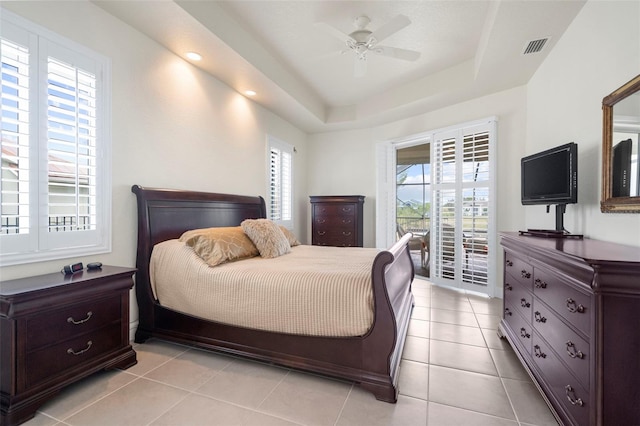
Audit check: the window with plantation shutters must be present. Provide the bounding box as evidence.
[431,121,495,294]
[267,136,293,229]
[1,10,111,266]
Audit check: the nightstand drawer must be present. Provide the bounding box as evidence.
[25,322,122,388]
[26,295,122,351]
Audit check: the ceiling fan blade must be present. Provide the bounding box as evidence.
[314,22,353,44]
[354,57,367,78]
[368,14,411,44]
[374,46,421,61]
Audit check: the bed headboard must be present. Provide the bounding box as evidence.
[131,185,266,325]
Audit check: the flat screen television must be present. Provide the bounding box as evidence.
[521,142,578,205]
[521,142,578,236]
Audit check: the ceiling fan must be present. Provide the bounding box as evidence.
[316,14,421,77]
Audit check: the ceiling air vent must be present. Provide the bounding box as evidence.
[523,38,549,55]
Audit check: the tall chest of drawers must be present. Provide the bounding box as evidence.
[310,196,364,247]
[499,233,640,426]
[0,266,137,426]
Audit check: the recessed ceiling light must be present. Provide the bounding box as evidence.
[244,90,257,96]
[185,52,202,61]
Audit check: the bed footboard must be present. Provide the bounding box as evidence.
[361,233,415,401]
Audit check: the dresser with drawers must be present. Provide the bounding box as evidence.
[499,233,640,426]
[310,195,365,247]
[0,266,137,426]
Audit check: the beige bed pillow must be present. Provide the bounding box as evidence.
[241,219,291,258]
[179,226,258,266]
[279,226,300,246]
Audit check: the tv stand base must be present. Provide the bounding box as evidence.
[518,229,583,239]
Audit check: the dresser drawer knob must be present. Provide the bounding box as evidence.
[534,311,547,323]
[534,279,547,289]
[505,283,513,291]
[342,231,352,236]
[342,219,352,224]
[318,231,326,236]
[565,385,584,406]
[504,308,512,316]
[318,219,326,224]
[520,298,530,308]
[566,341,585,359]
[67,340,93,356]
[566,298,585,313]
[342,207,352,212]
[520,327,530,339]
[534,345,547,358]
[67,311,93,325]
[521,270,531,279]
[506,260,513,267]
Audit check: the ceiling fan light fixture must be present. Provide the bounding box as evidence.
[317,13,419,77]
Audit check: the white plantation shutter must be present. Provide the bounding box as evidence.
[431,120,495,294]
[432,135,458,281]
[268,136,293,229]
[461,131,490,286]
[0,11,111,266]
[1,38,31,237]
[46,57,97,233]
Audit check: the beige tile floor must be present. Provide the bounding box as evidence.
[25,279,559,426]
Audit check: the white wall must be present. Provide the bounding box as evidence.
[308,86,528,248]
[525,0,640,246]
[0,2,309,328]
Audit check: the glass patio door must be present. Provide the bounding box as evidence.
[396,142,431,278]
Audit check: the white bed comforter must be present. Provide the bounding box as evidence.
[150,240,380,337]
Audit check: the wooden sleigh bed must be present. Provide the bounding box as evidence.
[132,185,415,402]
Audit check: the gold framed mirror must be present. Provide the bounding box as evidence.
[601,74,640,213]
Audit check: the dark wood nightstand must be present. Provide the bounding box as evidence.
[0,266,137,426]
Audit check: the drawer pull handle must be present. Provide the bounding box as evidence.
[504,308,512,316]
[67,340,93,356]
[566,298,585,313]
[342,207,352,212]
[318,219,326,224]
[519,327,530,339]
[534,278,547,289]
[520,298,530,308]
[342,219,352,224]
[505,283,513,291]
[566,341,585,359]
[506,260,513,267]
[521,270,531,279]
[534,311,547,323]
[565,385,584,406]
[342,231,352,236]
[534,345,547,358]
[318,231,326,236]
[67,311,93,325]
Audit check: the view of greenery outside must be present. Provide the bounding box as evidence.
[396,166,430,234]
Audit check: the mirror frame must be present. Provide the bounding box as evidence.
[601,74,640,213]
